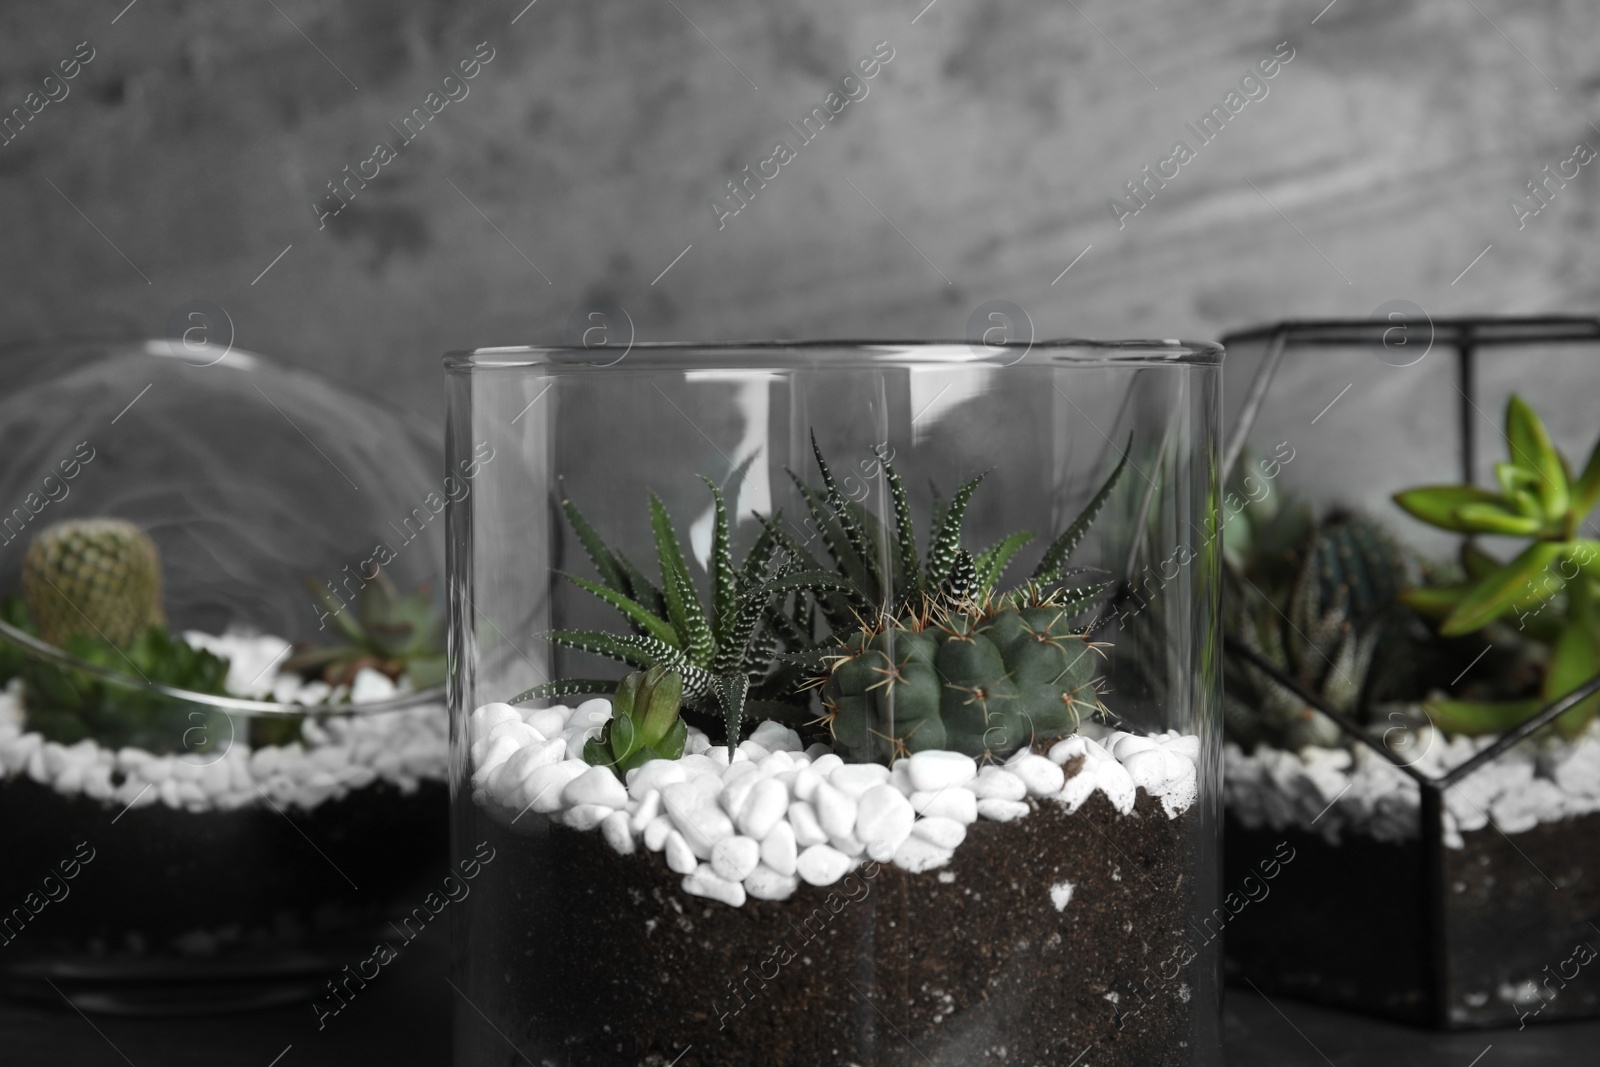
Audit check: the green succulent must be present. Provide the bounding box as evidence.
[510,477,807,745]
[285,573,445,689]
[808,439,1128,762]
[581,665,688,777]
[1394,394,1600,738]
[22,518,166,649]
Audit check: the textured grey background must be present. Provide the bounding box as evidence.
[3,0,1597,426]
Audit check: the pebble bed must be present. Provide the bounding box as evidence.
[0,632,446,814]
[1225,721,1600,848]
[471,697,1200,905]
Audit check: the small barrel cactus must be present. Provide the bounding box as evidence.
[1307,509,1407,627]
[822,591,1105,762]
[23,518,165,649]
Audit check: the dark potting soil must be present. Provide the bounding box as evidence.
[460,790,1207,1067]
[1224,809,1600,1029]
[0,774,447,968]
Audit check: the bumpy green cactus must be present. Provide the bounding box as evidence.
[806,440,1128,762]
[23,519,165,649]
[822,591,1104,761]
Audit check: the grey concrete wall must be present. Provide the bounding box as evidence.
[2,0,1597,424]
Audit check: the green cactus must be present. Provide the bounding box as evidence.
[581,665,689,777]
[805,440,1129,762]
[22,518,165,649]
[821,590,1105,761]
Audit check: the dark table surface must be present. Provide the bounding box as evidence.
[4,923,1596,1066]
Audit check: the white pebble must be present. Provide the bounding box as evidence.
[710,835,761,882]
[705,745,731,767]
[911,816,967,849]
[1050,881,1075,910]
[977,798,1030,822]
[796,844,853,886]
[470,703,521,740]
[760,820,798,876]
[970,766,1027,801]
[1123,748,1189,793]
[523,760,588,813]
[563,766,630,809]
[829,831,867,857]
[643,815,674,852]
[665,830,698,874]
[683,864,746,907]
[562,803,612,831]
[1096,758,1138,814]
[910,787,978,824]
[1109,732,1161,759]
[1161,734,1201,760]
[523,706,570,737]
[629,788,662,832]
[803,742,833,762]
[601,810,635,855]
[495,738,568,788]
[749,720,803,752]
[1008,754,1066,796]
[855,785,915,862]
[470,734,521,785]
[809,753,844,776]
[791,767,823,801]
[906,750,977,792]
[738,778,789,839]
[813,781,858,839]
[788,801,828,847]
[735,740,770,763]
[830,763,891,799]
[744,864,801,901]
[627,759,687,800]
[892,835,953,873]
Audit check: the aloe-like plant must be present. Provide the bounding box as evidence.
[510,477,803,745]
[286,573,446,689]
[581,665,689,776]
[1394,394,1600,738]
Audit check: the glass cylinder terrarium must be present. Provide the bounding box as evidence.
[446,340,1223,1066]
[1217,317,1600,1029]
[0,340,450,1013]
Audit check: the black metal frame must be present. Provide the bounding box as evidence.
[1218,315,1600,1028]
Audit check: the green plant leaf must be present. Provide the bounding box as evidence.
[1544,613,1600,739]
[649,494,715,667]
[1572,433,1600,519]
[926,469,989,589]
[612,670,642,723]
[973,532,1036,596]
[1393,485,1506,533]
[1033,447,1131,583]
[880,449,921,597]
[700,478,737,638]
[1424,698,1545,736]
[1452,502,1544,536]
[811,432,881,593]
[1459,542,1502,581]
[583,734,614,767]
[1505,394,1568,518]
[639,667,683,747]
[1398,584,1471,619]
[1441,542,1564,635]
[560,488,630,595]
[756,570,875,613]
[507,678,615,704]
[546,629,669,670]
[609,710,639,762]
[710,672,748,746]
[657,716,688,759]
[565,575,681,648]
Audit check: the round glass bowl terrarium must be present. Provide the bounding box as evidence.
[0,340,451,1014]
[447,340,1224,1067]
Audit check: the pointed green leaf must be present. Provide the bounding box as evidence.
[756,570,875,613]
[560,488,630,594]
[1424,698,1545,737]
[565,575,681,648]
[1393,485,1506,533]
[639,667,683,747]
[1505,395,1568,518]
[507,678,615,705]
[1572,432,1600,519]
[612,669,643,723]
[1459,542,1502,581]
[700,477,737,638]
[811,432,881,592]
[710,672,749,745]
[1452,502,1544,536]
[610,711,639,762]
[1033,447,1131,583]
[789,475,872,591]
[973,531,1036,596]
[926,469,989,588]
[545,629,660,670]
[739,513,781,590]
[880,450,922,596]
[614,549,668,619]
[658,717,688,760]
[1441,542,1564,635]
[649,494,715,667]
[1545,612,1600,738]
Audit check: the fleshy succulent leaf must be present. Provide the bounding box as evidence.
[565,575,681,648]
[1393,485,1507,533]
[757,570,875,614]
[560,488,630,595]
[1423,697,1546,736]
[811,431,881,593]
[926,470,989,589]
[1440,541,1564,635]
[508,678,615,704]
[1573,433,1600,519]
[1452,502,1544,536]
[546,629,661,670]
[649,494,715,667]
[1033,448,1131,584]
[700,477,737,637]
[879,449,922,598]
[973,532,1036,596]
[710,671,748,749]
[1505,394,1568,518]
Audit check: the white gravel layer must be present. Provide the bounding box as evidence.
[471,698,1200,905]
[0,632,446,813]
[1225,722,1600,848]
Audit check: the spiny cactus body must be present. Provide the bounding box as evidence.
[822,592,1103,762]
[23,519,165,648]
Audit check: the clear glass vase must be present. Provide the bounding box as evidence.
[0,340,450,1014]
[447,340,1223,1066]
